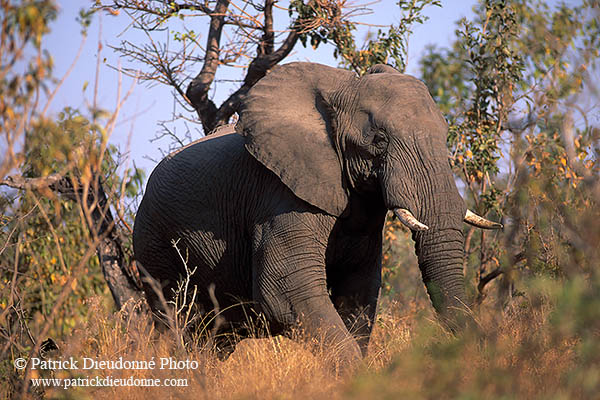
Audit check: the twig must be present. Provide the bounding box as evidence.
[0,174,65,191]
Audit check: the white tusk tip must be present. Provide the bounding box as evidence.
[464,209,503,230]
[393,208,429,231]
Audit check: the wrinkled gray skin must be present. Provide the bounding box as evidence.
[133,62,467,365]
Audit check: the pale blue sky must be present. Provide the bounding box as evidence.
[43,1,477,177]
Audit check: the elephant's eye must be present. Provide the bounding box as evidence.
[373,130,387,144]
[366,129,388,156]
[371,129,388,149]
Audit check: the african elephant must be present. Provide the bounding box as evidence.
[133,62,501,365]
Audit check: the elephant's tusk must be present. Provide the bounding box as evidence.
[464,209,503,229]
[393,208,429,231]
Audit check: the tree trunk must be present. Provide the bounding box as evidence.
[60,176,147,314]
[1,174,148,314]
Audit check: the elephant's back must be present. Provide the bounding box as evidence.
[148,129,248,194]
[133,130,263,300]
[140,130,249,218]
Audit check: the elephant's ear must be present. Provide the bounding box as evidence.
[237,62,356,217]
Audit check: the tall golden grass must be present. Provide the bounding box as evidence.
[8,274,596,400]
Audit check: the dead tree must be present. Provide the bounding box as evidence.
[102,0,353,134]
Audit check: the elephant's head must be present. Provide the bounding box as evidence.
[237,62,500,324]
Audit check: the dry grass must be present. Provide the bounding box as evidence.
[16,297,416,400]
[11,283,594,400]
[347,304,579,400]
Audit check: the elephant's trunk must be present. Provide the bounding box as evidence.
[381,151,469,326]
[413,227,468,328]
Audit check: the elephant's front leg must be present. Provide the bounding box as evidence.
[252,212,362,367]
[329,268,381,357]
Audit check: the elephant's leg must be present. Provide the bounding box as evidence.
[212,331,239,360]
[136,260,178,330]
[330,270,381,357]
[251,214,362,367]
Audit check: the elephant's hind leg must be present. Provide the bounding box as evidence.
[135,261,174,331]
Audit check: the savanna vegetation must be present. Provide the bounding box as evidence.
[1,0,599,398]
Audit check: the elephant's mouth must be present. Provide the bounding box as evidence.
[392,207,503,232]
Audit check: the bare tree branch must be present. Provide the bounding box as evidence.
[185,0,231,132]
[101,0,357,133]
[1,174,65,191]
[184,1,302,132]
[258,0,274,57]
[245,28,299,87]
[478,268,503,294]
[212,28,299,128]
